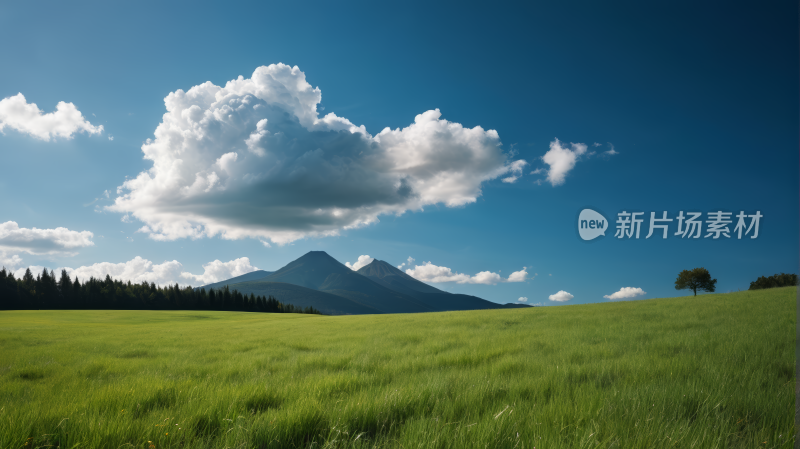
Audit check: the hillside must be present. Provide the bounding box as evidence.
[357,259,530,311]
[198,270,273,290]
[356,259,442,295]
[218,280,381,315]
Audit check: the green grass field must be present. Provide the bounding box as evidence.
[0,287,795,449]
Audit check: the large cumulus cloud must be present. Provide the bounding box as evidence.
[108,64,524,245]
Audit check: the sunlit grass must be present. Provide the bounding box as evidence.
[0,287,794,448]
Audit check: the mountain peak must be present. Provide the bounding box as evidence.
[300,250,336,258]
[357,259,399,278]
[357,259,443,295]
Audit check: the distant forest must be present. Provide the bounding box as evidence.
[0,267,321,314]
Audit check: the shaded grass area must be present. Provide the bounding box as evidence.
[0,287,794,448]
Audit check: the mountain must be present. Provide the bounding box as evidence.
[206,252,530,315]
[198,270,273,290]
[355,259,442,296]
[214,280,381,315]
[357,259,532,311]
[252,251,435,314]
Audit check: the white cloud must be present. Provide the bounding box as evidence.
[12,256,257,287]
[0,221,94,256]
[517,296,528,302]
[403,259,526,285]
[506,267,529,282]
[471,271,504,284]
[548,290,573,302]
[605,143,618,155]
[345,255,374,271]
[541,138,588,186]
[0,253,23,271]
[179,257,259,285]
[603,286,645,300]
[501,159,528,183]
[108,64,524,245]
[0,93,103,141]
[108,135,114,141]
[405,261,496,284]
[397,256,415,270]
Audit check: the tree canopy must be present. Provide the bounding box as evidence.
[749,273,798,290]
[674,267,717,296]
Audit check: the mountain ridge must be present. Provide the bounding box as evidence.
[259,252,435,314]
[199,270,273,291]
[203,252,531,315]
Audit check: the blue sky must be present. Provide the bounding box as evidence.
[0,1,796,306]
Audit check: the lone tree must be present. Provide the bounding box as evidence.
[675,267,717,296]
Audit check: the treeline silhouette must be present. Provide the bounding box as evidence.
[0,267,321,314]
[749,273,798,290]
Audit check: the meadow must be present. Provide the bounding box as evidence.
[0,287,794,449]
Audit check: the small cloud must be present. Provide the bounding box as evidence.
[592,142,601,147]
[121,214,132,223]
[508,143,518,156]
[603,287,645,300]
[540,138,589,186]
[397,256,415,270]
[0,93,103,141]
[604,143,618,156]
[108,135,114,141]
[85,190,113,207]
[0,252,24,271]
[549,290,573,302]
[0,221,94,257]
[506,267,529,282]
[501,159,528,183]
[530,168,544,175]
[517,296,528,302]
[532,302,544,306]
[404,259,526,285]
[345,255,374,271]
